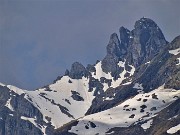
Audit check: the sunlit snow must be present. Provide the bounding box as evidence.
[141,119,153,130]
[69,85,180,135]
[167,124,180,134]
[169,47,180,55]
[5,97,14,111]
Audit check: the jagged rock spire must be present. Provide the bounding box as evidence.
[102,17,168,74]
[127,17,167,67]
[119,26,130,49]
[106,33,121,56]
[102,33,122,74]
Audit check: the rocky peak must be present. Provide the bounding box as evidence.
[69,62,88,79]
[127,17,167,67]
[106,33,121,56]
[106,31,128,58]
[134,17,158,30]
[133,18,166,41]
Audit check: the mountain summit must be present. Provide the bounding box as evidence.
[0,18,179,135]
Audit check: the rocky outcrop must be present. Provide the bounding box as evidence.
[101,17,167,80]
[0,86,47,135]
[127,18,167,67]
[101,33,122,76]
[85,35,179,115]
[69,62,89,79]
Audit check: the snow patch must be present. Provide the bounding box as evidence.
[21,116,38,127]
[111,62,135,87]
[104,97,114,101]
[7,85,25,95]
[9,114,13,116]
[129,35,133,38]
[92,61,111,80]
[168,115,178,120]
[141,119,153,130]
[106,131,115,134]
[122,82,132,85]
[128,65,135,76]
[176,58,180,65]
[133,83,144,93]
[5,97,14,111]
[167,124,180,134]
[92,61,135,91]
[133,83,143,90]
[145,61,150,65]
[169,47,180,55]
[0,82,5,87]
[21,116,47,134]
[41,125,47,135]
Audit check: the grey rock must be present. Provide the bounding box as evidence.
[119,26,130,51]
[127,17,167,67]
[69,62,89,79]
[71,90,84,101]
[101,33,123,76]
[0,86,46,135]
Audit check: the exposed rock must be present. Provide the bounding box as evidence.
[71,91,84,101]
[0,86,47,135]
[101,33,122,75]
[69,62,89,79]
[119,26,130,51]
[126,17,167,67]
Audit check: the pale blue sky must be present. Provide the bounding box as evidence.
[0,0,180,90]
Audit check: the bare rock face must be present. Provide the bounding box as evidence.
[128,18,167,67]
[119,26,130,50]
[69,62,89,79]
[101,33,121,75]
[106,33,121,56]
[102,18,167,78]
[0,86,47,135]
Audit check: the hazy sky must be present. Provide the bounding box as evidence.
[0,0,180,90]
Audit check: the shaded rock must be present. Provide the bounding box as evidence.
[69,62,89,79]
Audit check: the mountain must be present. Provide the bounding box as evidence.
[0,18,179,135]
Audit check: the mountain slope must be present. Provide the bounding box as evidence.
[0,18,179,135]
[68,86,180,135]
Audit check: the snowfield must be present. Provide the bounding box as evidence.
[25,76,94,129]
[69,85,180,135]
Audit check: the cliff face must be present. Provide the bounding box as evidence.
[0,86,46,135]
[0,18,179,135]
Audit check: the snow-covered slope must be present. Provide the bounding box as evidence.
[25,76,94,129]
[2,60,135,130]
[92,61,135,90]
[69,85,180,135]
